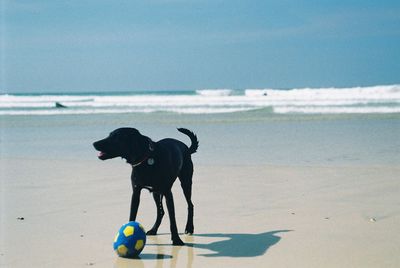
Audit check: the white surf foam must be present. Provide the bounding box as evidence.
[245,85,400,101]
[196,89,233,96]
[1,85,399,115]
[274,106,400,114]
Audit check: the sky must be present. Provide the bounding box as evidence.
[1,0,400,93]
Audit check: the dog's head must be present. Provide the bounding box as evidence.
[93,128,151,164]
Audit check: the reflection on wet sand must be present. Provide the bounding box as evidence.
[114,235,194,268]
[114,231,290,267]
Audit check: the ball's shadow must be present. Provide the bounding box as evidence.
[135,253,173,260]
[114,253,173,268]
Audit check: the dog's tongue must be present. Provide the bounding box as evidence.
[98,151,106,158]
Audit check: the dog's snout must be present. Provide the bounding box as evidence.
[93,139,104,150]
[93,141,99,149]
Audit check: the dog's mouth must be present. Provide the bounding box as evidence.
[98,151,107,159]
[96,150,120,160]
[97,150,114,160]
[93,141,120,160]
[93,141,111,160]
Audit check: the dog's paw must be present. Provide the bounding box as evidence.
[185,229,194,235]
[146,229,158,236]
[185,224,194,235]
[172,237,185,246]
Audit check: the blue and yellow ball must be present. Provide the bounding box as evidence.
[113,221,146,258]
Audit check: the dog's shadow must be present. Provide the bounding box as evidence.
[187,230,291,258]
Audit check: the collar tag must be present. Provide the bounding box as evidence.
[147,158,155,165]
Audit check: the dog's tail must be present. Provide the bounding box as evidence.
[177,128,199,154]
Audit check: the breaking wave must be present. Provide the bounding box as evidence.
[1,85,399,115]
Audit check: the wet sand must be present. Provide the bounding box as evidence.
[1,158,399,267]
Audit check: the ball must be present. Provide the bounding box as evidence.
[113,221,146,258]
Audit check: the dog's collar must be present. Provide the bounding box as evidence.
[131,156,150,167]
[131,141,155,167]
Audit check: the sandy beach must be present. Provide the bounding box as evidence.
[1,113,400,267]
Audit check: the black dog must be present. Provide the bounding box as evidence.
[93,128,198,245]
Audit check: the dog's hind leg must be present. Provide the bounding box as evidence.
[147,193,164,236]
[182,183,194,235]
[179,160,194,235]
[165,190,185,245]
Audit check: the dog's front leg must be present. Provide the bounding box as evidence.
[165,191,185,246]
[147,193,164,236]
[129,186,142,221]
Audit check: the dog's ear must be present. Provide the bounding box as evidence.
[139,135,155,153]
[128,133,153,156]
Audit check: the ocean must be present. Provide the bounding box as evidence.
[1,84,399,168]
[1,85,400,116]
